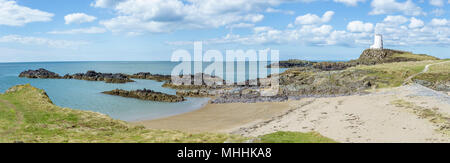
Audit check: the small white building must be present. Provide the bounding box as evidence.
[370,34,383,49]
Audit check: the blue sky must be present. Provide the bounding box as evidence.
[0,0,449,62]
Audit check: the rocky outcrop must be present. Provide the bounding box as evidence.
[19,68,61,79]
[128,72,172,82]
[210,88,289,104]
[63,71,134,83]
[19,69,135,83]
[268,59,316,68]
[414,80,450,92]
[162,73,226,89]
[278,68,375,96]
[357,49,438,65]
[102,89,185,102]
[358,49,399,61]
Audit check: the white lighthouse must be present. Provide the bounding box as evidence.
[370,34,383,49]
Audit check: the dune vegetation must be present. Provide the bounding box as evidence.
[255,131,336,143]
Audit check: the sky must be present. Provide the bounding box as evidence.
[0,0,449,62]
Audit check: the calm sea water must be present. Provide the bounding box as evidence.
[0,61,284,121]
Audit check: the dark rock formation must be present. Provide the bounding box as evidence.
[128,72,172,82]
[162,73,227,89]
[268,59,316,68]
[102,89,185,102]
[19,69,134,83]
[278,68,375,96]
[62,71,134,83]
[358,49,400,61]
[19,68,61,79]
[210,88,289,104]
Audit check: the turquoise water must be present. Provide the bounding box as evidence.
[0,61,284,121]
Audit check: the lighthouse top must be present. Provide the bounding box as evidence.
[370,34,383,50]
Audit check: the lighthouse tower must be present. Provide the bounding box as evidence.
[370,34,383,49]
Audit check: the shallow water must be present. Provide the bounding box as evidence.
[0,61,284,121]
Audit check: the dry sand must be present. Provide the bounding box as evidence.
[136,84,450,143]
[134,102,291,133]
[235,84,450,143]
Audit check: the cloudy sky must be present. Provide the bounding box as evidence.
[0,0,449,62]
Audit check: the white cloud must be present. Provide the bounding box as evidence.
[48,27,107,35]
[333,0,365,6]
[430,0,444,7]
[295,11,334,25]
[171,14,450,48]
[0,0,54,26]
[347,21,374,32]
[91,0,125,8]
[65,13,97,24]
[97,0,313,34]
[383,15,409,24]
[430,18,448,26]
[409,17,424,28]
[369,0,424,16]
[265,7,295,15]
[0,35,88,48]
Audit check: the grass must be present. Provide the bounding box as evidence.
[386,52,440,61]
[0,84,245,143]
[348,60,439,88]
[391,99,450,135]
[414,61,450,83]
[255,131,336,143]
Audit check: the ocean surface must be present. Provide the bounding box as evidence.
[0,61,284,121]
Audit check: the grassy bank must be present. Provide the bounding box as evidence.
[413,61,450,83]
[349,60,438,88]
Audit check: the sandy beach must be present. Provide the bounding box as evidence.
[134,102,291,133]
[137,84,450,143]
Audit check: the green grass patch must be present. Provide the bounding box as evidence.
[387,53,439,61]
[414,61,450,83]
[347,60,438,88]
[256,131,336,143]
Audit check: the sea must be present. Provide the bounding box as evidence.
[0,61,285,121]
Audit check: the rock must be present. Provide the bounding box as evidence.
[129,72,172,82]
[162,73,227,89]
[102,89,185,102]
[414,79,433,87]
[359,49,398,61]
[20,69,134,83]
[268,59,316,68]
[19,68,61,79]
[63,70,134,83]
